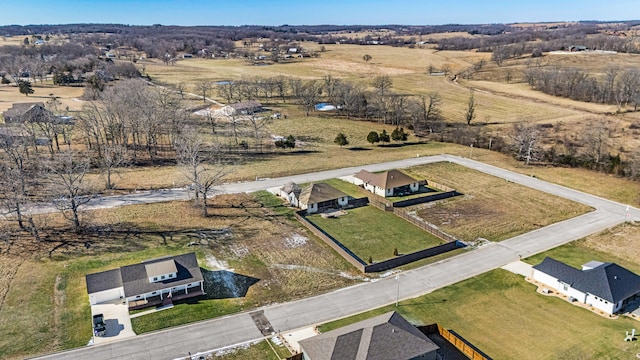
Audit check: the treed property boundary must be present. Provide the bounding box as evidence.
[294,210,464,273]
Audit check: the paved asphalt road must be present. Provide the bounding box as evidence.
[32,154,640,360]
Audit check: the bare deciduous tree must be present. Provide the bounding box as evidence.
[465,90,476,125]
[511,122,541,165]
[371,75,392,96]
[411,93,443,135]
[174,128,227,217]
[196,80,212,103]
[48,153,92,233]
[582,119,609,169]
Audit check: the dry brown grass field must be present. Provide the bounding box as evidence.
[0,193,364,359]
[405,162,592,241]
[0,83,85,114]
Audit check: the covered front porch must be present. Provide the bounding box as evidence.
[128,283,204,310]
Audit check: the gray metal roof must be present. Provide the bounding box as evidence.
[533,257,640,303]
[299,311,439,360]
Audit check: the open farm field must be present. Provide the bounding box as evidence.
[307,205,444,263]
[0,192,365,359]
[406,161,592,241]
[319,268,640,360]
[0,82,86,114]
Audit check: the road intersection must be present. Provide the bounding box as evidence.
[32,154,640,360]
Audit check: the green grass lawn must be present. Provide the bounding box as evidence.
[307,205,445,263]
[319,269,640,360]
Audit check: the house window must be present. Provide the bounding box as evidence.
[562,283,568,291]
[152,292,157,295]
[161,275,166,280]
[136,295,141,299]
[153,277,158,281]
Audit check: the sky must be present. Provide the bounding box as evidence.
[2,0,638,26]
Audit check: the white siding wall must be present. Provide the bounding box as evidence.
[288,193,299,207]
[531,269,559,289]
[562,285,587,303]
[338,196,348,206]
[306,203,318,214]
[89,287,124,305]
[585,294,616,314]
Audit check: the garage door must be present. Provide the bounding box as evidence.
[90,287,124,305]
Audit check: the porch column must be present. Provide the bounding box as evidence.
[200,281,204,292]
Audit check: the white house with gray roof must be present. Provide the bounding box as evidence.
[531,257,640,315]
[86,252,204,309]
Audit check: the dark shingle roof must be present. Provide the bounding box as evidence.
[299,183,348,205]
[86,269,123,294]
[120,252,203,297]
[86,252,203,298]
[355,169,418,190]
[533,257,640,303]
[299,311,439,360]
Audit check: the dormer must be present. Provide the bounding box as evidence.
[145,260,178,283]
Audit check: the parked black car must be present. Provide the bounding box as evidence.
[92,314,106,337]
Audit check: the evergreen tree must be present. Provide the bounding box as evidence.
[18,80,34,96]
[379,129,390,143]
[366,131,380,145]
[334,132,349,148]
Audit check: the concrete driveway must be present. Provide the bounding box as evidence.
[91,299,136,345]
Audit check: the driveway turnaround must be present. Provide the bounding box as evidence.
[32,155,640,360]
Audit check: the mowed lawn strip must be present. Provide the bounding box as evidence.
[307,205,444,263]
[319,269,638,360]
[406,162,593,241]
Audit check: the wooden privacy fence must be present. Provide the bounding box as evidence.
[393,209,459,243]
[294,211,367,272]
[295,210,463,273]
[419,324,492,360]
